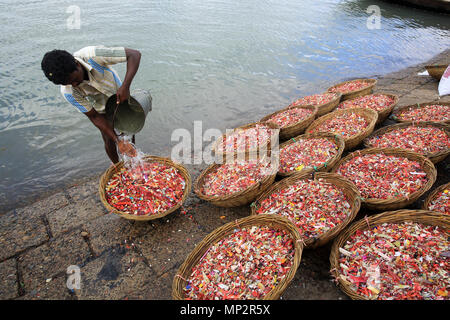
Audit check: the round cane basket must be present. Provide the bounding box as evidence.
[260,105,318,140]
[330,209,450,300]
[337,93,399,125]
[306,107,378,151]
[363,122,450,164]
[172,214,303,300]
[425,64,448,81]
[289,92,342,117]
[212,122,280,162]
[422,182,450,214]
[391,102,450,125]
[98,155,192,221]
[327,79,377,101]
[278,132,345,177]
[331,148,437,211]
[194,160,278,207]
[251,171,361,249]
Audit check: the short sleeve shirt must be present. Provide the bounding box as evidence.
[60,46,127,114]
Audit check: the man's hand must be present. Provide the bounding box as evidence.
[116,85,130,105]
[117,139,137,157]
[116,48,141,105]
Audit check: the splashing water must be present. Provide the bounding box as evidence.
[118,135,148,181]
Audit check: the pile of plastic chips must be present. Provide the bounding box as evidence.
[290,92,338,107]
[201,160,273,197]
[335,153,429,200]
[337,94,395,112]
[394,104,450,122]
[216,124,274,153]
[338,221,449,300]
[266,107,313,128]
[106,162,186,216]
[279,137,339,174]
[308,112,369,138]
[428,187,450,215]
[329,80,372,94]
[255,178,352,240]
[184,225,295,300]
[366,125,450,156]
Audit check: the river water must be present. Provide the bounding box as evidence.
[0,0,449,213]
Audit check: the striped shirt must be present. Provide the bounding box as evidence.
[60,46,127,114]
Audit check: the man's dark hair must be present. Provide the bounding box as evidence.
[41,50,78,85]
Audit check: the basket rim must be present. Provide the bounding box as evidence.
[337,92,399,113]
[250,171,361,248]
[391,101,450,124]
[425,64,448,69]
[277,132,345,176]
[98,155,192,221]
[211,121,280,158]
[305,107,378,150]
[287,92,343,109]
[329,209,450,300]
[330,147,437,207]
[422,181,450,212]
[172,214,304,300]
[327,78,377,95]
[193,158,279,203]
[260,104,318,131]
[363,121,450,161]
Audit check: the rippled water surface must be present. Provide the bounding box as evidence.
[0,0,449,212]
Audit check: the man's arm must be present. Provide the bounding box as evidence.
[116,48,141,104]
[85,109,136,163]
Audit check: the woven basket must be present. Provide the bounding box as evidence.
[337,93,399,125]
[327,79,377,101]
[330,209,450,300]
[98,155,192,221]
[172,214,303,300]
[391,102,450,125]
[212,122,280,162]
[194,159,278,207]
[289,92,343,117]
[364,122,450,164]
[331,148,437,211]
[277,132,345,177]
[422,182,450,213]
[425,64,448,81]
[251,171,361,249]
[260,105,318,140]
[306,107,378,151]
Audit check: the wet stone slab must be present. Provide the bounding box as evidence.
[135,212,209,277]
[0,191,70,261]
[123,268,175,300]
[385,82,423,96]
[47,202,105,238]
[0,258,18,299]
[75,245,153,300]
[18,228,91,293]
[281,246,348,300]
[17,192,70,216]
[66,178,105,207]
[184,197,251,234]
[402,89,441,101]
[435,95,450,103]
[82,213,155,256]
[0,210,48,261]
[16,275,74,300]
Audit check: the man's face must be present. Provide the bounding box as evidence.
[66,61,85,87]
